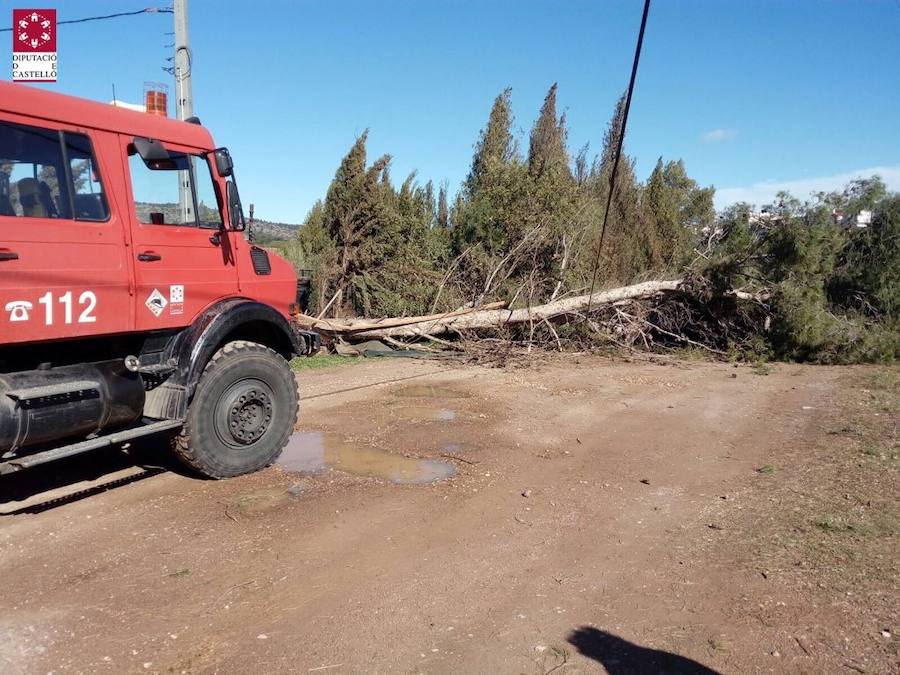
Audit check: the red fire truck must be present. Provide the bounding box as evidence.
[0,82,317,479]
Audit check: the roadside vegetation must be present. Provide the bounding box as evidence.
[281,85,899,364]
[735,367,899,668]
[289,354,359,370]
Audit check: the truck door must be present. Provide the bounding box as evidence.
[0,119,131,345]
[122,137,238,331]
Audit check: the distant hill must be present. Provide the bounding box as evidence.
[134,202,300,241]
[250,218,300,242]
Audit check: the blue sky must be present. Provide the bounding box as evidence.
[7,0,900,223]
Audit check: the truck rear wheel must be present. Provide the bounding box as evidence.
[172,340,298,478]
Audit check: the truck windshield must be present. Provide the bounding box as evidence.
[128,149,222,229]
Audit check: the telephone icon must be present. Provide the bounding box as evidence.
[5,300,33,322]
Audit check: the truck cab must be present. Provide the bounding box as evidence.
[0,82,317,479]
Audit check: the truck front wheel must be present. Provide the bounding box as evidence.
[172,340,298,478]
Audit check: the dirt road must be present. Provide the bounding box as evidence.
[1,357,896,674]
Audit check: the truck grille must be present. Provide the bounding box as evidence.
[250,246,271,275]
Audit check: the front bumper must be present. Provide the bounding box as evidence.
[292,326,321,356]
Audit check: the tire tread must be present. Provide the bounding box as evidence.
[172,340,298,479]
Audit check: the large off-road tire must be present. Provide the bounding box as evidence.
[172,340,298,479]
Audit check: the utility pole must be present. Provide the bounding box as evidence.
[173,0,194,223]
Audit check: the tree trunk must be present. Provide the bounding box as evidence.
[298,279,683,339]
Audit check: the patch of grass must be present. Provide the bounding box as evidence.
[751,361,771,376]
[290,354,360,370]
[671,346,711,362]
[860,446,888,459]
[813,512,898,539]
[548,645,568,660]
[865,369,900,413]
[870,512,900,537]
[861,445,899,461]
[814,517,855,534]
[539,645,569,674]
[756,464,776,474]
[166,568,191,577]
[868,369,898,392]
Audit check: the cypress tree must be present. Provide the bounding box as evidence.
[454,87,523,255]
[437,184,449,229]
[323,131,368,244]
[644,158,714,269]
[583,92,653,281]
[528,83,572,181]
[574,143,589,186]
[423,180,435,226]
[450,191,465,229]
[643,157,676,266]
[518,84,578,300]
[597,93,626,179]
[319,132,399,315]
[294,199,335,314]
[466,88,516,193]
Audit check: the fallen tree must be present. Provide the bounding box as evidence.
[296,279,684,340]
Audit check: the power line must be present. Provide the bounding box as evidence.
[1,7,172,32]
[585,0,651,313]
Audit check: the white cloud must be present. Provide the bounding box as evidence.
[715,165,900,210]
[701,128,737,143]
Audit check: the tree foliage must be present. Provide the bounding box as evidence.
[701,178,899,362]
[291,131,443,317]
[644,158,715,269]
[282,86,895,363]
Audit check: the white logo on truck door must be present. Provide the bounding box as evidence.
[5,300,32,322]
[38,291,97,324]
[169,284,184,315]
[3,292,96,324]
[145,288,167,317]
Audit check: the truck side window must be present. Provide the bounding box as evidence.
[0,120,72,219]
[64,132,109,221]
[128,149,222,229]
[128,150,196,226]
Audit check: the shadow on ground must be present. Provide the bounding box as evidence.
[568,626,721,674]
[0,437,187,515]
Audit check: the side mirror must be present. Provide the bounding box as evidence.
[226,180,245,231]
[213,147,234,177]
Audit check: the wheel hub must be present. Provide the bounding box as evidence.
[225,386,273,445]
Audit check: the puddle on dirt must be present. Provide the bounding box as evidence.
[278,432,456,484]
[393,383,471,399]
[235,487,297,515]
[390,405,458,421]
[442,442,479,454]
